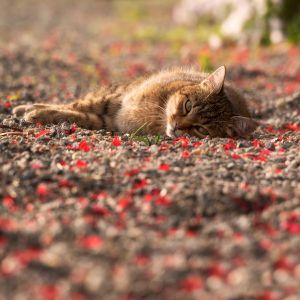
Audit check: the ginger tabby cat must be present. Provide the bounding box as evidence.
[13,66,258,138]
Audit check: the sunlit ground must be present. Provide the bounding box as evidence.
[0,1,300,299]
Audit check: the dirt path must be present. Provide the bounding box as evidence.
[0,1,300,299]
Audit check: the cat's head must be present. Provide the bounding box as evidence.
[165,66,258,138]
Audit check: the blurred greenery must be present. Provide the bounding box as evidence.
[114,0,300,45]
[280,0,300,44]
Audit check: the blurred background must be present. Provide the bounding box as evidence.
[1,0,300,47]
[0,0,299,107]
[1,2,300,299]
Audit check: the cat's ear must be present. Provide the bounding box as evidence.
[201,65,226,94]
[230,116,259,137]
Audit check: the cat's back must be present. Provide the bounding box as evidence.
[121,68,206,102]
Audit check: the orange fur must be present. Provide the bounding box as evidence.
[13,66,258,138]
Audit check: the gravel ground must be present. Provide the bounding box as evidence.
[0,1,300,300]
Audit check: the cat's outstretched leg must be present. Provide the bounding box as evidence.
[13,104,104,129]
[13,104,53,117]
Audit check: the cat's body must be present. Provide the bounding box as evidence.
[13,66,258,138]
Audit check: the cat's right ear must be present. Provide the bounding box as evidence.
[200,65,226,94]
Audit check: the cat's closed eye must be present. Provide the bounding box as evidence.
[194,125,209,136]
[184,100,192,114]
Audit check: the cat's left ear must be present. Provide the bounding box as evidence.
[230,116,259,138]
[201,65,226,94]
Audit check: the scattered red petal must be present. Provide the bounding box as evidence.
[253,155,267,162]
[75,159,87,168]
[66,144,74,150]
[38,284,60,300]
[260,149,272,155]
[2,196,15,209]
[159,143,169,151]
[0,218,17,231]
[192,141,202,147]
[118,197,132,209]
[277,134,284,141]
[4,101,11,108]
[80,235,103,250]
[265,126,275,133]
[70,123,77,133]
[35,129,50,138]
[259,239,272,251]
[284,83,297,94]
[91,192,108,200]
[78,140,91,152]
[32,162,43,169]
[112,136,122,147]
[132,179,148,190]
[174,137,189,148]
[58,178,72,188]
[36,183,50,197]
[124,168,140,177]
[231,154,241,160]
[252,139,264,147]
[159,163,170,172]
[233,232,244,243]
[180,275,202,292]
[234,48,249,64]
[240,182,249,190]
[275,256,294,271]
[223,140,236,151]
[186,229,197,237]
[155,196,171,207]
[181,150,190,159]
[258,291,279,300]
[282,221,300,234]
[70,293,87,300]
[265,83,274,90]
[90,205,110,216]
[134,255,150,266]
[127,63,146,78]
[78,197,88,207]
[286,124,300,131]
[208,263,227,278]
[143,194,152,202]
[14,248,42,266]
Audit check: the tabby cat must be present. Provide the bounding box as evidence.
[13,66,258,138]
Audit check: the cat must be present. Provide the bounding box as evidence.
[13,66,258,138]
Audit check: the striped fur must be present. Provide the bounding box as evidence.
[13,66,258,138]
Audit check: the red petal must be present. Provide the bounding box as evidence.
[181,275,202,292]
[80,235,103,250]
[112,136,122,147]
[78,140,91,152]
[159,163,170,171]
[35,129,50,138]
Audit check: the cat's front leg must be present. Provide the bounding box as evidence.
[14,105,104,129]
[12,104,53,117]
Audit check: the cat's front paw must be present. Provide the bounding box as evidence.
[12,104,34,117]
[24,109,49,124]
[13,104,49,117]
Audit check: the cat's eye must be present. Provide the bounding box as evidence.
[184,100,192,113]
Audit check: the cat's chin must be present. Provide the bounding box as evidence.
[166,125,181,138]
